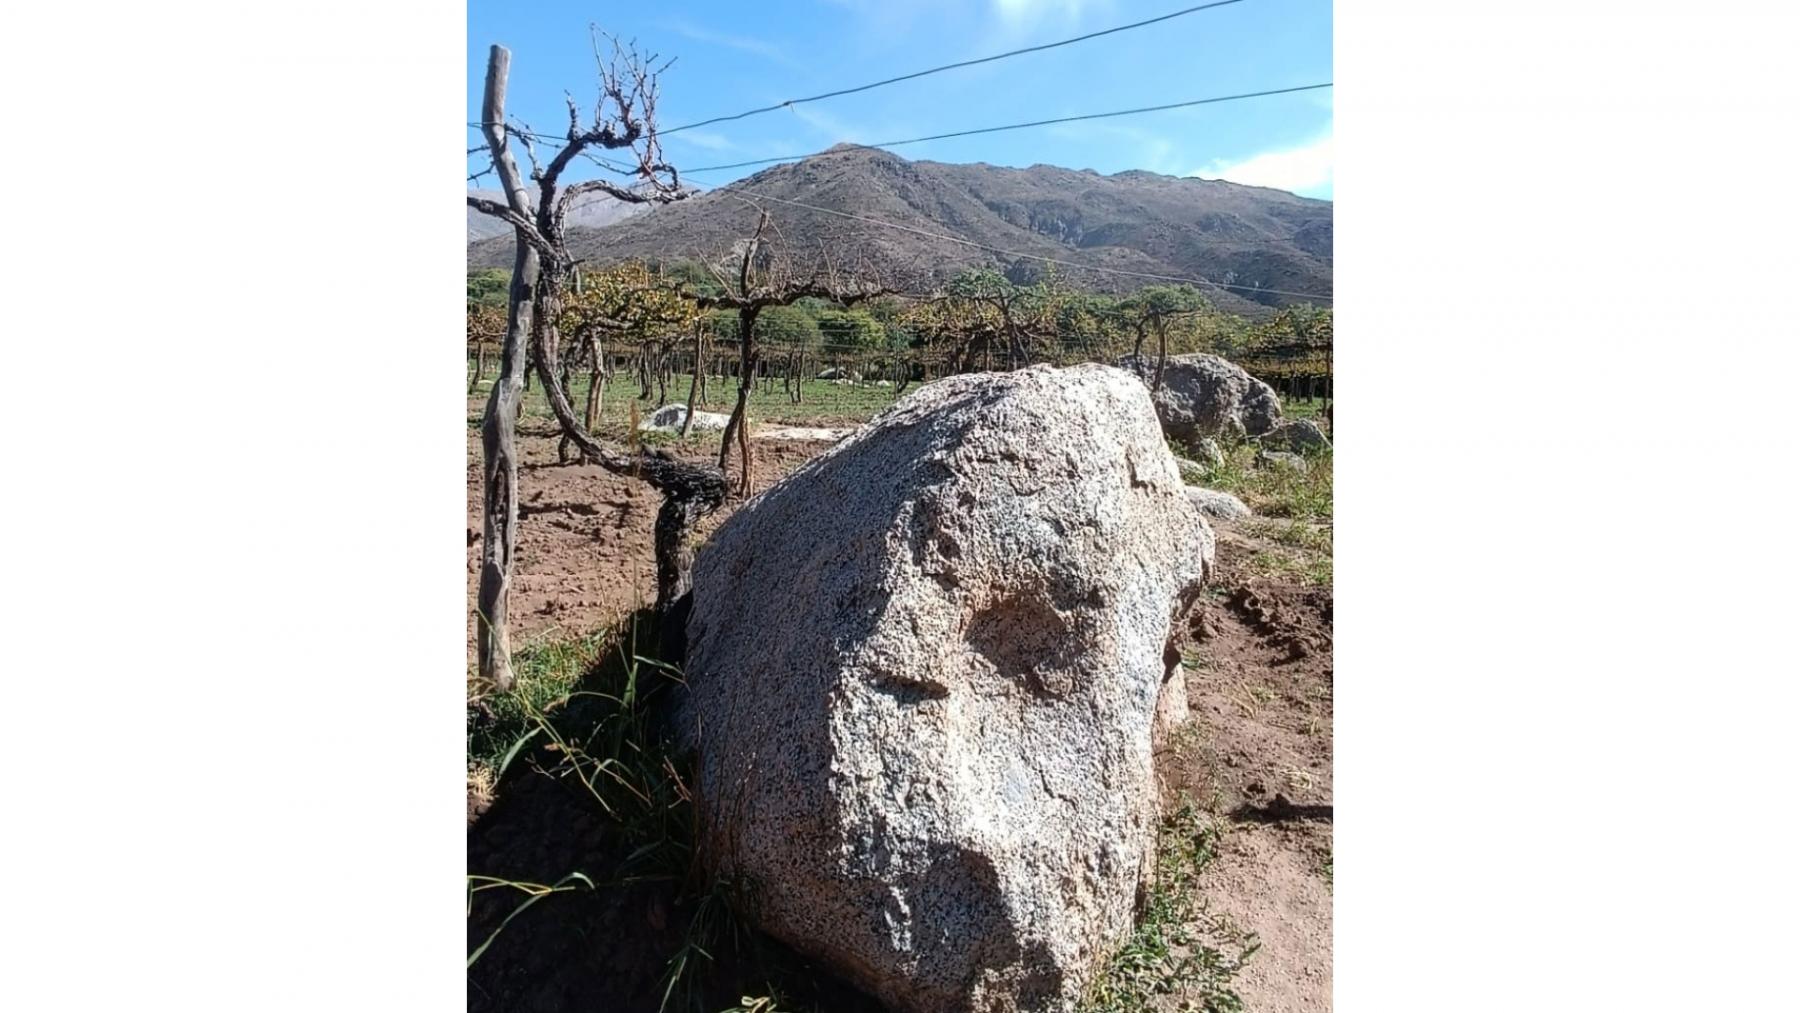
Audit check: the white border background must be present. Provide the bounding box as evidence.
[5,2,1797,1009]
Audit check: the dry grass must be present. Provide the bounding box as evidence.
[467,762,497,826]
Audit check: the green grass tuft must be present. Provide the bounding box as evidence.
[1201,442,1332,523]
[466,629,611,778]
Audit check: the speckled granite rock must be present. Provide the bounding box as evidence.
[1189,437,1226,471]
[1259,418,1332,453]
[638,403,730,432]
[1258,450,1309,473]
[680,363,1214,1012]
[1184,486,1253,522]
[1117,352,1283,445]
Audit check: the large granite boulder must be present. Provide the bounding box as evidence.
[680,363,1213,1012]
[1117,353,1283,445]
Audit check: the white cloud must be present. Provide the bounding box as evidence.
[662,22,798,69]
[1194,132,1333,196]
[993,0,1097,24]
[788,104,879,145]
[671,130,734,152]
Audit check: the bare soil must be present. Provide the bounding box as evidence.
[1160,523,1334,1012]
[465,420,831,660]
[467,420,1332,1011]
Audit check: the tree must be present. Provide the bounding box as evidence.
[683,210,890,496]
[468,35,720,689]
[1246,303,1332,353]
[557,261,696,442]
[816,307,886,350]
[1118,284,1211,391]
[946,269,1048,370]
[754,305,821,349]
[1046,289,1121,364]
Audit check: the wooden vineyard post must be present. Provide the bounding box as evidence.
[474,44,538,691]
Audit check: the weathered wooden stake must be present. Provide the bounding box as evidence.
[475,45,538,692]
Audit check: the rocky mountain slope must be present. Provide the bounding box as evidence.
[465,187,652,242]
[468,146,1331,316]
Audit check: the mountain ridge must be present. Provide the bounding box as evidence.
[465,187,654,242]
[467,147,1331,316]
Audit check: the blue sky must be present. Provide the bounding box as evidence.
[467,0,1332,199]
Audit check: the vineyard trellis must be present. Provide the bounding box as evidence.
[465,35,1333,689]
[469,317,1332,413]
[470,288,1333,412]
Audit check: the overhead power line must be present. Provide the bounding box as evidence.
[659,0,1250,137]
[709,183,1333,303]
[680,83,1332,175]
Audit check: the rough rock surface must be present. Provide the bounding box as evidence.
[1190,437,1226,471]
[1260,418,1332,453]
[1185,486,1253,522]
[638,403,730,432]
[1152,665,1191,746]
[759,426,852,442]
[681,363,1214,1013]
[1176,457,1209,486]
[1117,353,1283,445]
[1258,450,1309,473]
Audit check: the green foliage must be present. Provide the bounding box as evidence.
[1245,304,1332,355]
[718,996,792,1013]
[814,307,886,349]
[656,258,726,299]
[468,268,511,308]
[700,308,739,341]
[562,261,698,345]
[466,630,610,777]
[1120,284,1209,320]
[1115,283,1255,361]
[466,872,597,970]
[902,272,1262,367]
[945,266,1023,303]
[752,305,821,347]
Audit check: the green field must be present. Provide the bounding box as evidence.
[469,369,906,436]
[469,366,1328,436]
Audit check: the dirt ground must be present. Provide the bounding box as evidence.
[1162,525,1334,1012]
[467,417,1332,1012]
[465,419,843,659]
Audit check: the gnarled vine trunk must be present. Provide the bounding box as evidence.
[530,290,727,611]
[718,306,759,496]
